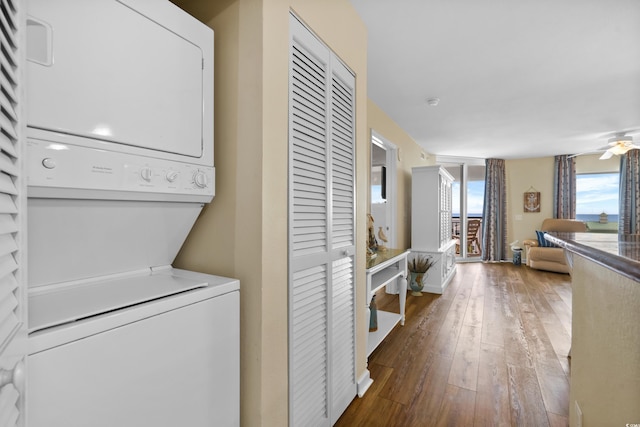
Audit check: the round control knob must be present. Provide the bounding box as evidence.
[193,170,208,188]
[140,167,152,182]
[166,170,179,183]
[42,158,56,169]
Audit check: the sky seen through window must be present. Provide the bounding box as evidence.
[576,173,618,217]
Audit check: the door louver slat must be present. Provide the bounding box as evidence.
[291,265,328,426]
[0,0,19,348]
[0,0,25,424]
[331,74,354,249]
[330,266,355,412]
[0,278,18,348]
[291,48,327,258]
[0,384,19,426]
[0,193,16,214]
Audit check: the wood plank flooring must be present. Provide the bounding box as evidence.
[335,262,572,427]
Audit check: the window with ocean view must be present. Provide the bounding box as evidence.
[576,172,619,233]
[452,180,485,219]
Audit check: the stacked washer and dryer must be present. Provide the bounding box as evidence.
[25,1,239,426]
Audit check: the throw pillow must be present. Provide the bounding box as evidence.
[535,230,557,248]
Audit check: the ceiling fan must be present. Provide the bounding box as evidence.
[570,131,640,159]
[598,133,639,160]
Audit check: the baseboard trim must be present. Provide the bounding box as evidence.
[422,267,457,294]
[357,369,373,397]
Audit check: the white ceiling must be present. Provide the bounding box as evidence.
[349,0,640,160]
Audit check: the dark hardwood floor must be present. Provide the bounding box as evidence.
[336,262,572,427]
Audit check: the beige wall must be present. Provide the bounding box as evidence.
[367,100,434,249]
[506,154,620,258]
[171,0,240,280]
[171,1,367,426]
[575,153,619,174]
[569,255,640,427]
[505,157,555,255]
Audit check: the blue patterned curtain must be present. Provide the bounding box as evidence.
[619,149,640,234]
[481,159,507,261]
[553,155,576,219]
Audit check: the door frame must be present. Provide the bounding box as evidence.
[371,130,397,249]
[437,155,485,262]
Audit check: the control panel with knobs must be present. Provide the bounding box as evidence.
[27,139,215,200]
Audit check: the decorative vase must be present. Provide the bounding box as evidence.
[409,271,426,296]
[513,247,522,266]
[369,295,378,332]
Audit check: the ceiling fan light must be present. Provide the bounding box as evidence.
[608,135,633,145]
[609,144,630,155]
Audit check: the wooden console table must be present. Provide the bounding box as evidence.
[365,249,409,356]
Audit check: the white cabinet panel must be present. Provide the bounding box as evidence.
[411,166,457,294]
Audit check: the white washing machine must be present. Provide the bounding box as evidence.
[25,1,239,426]
[27,268,239,427]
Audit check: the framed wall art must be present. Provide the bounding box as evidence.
[524,190,540,213]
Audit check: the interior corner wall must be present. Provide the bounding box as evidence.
[173,1,369,426]
[171,0,240,281]
[367,99,434,250]
[169,0,266,425]
[505,157,555,258]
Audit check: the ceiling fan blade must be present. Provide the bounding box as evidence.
[570,128,640,142]
[599,150,614,160]
[569,150,602,158]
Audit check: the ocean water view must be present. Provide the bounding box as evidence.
[576,213,618,222]
[574,213,618,233]
[454,213,618,222]
[452,213,483,218]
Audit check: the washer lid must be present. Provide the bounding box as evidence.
[28,273,208,333]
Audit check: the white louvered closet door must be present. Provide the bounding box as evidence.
[0,0,27,426]
[289,13,356,427]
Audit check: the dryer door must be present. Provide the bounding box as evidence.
[26,0,211,159]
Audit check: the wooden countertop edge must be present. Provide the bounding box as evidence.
[545,233,640,283]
